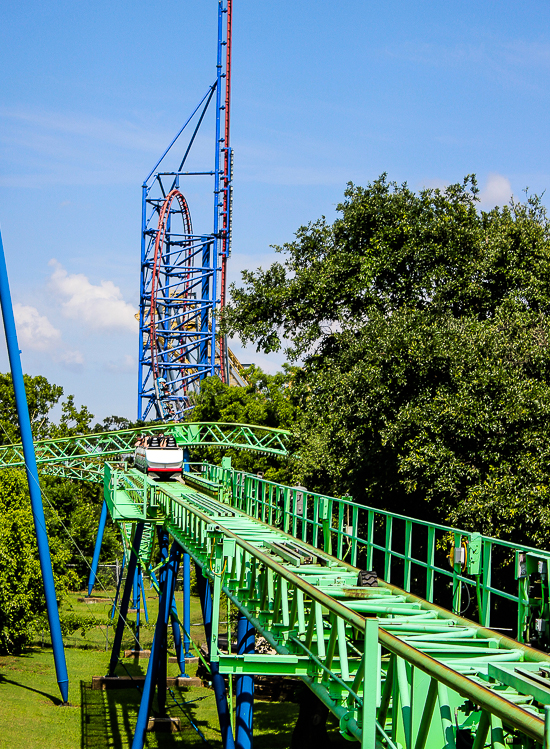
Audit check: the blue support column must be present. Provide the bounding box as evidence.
[183,552,191,657]
[135,566,142,650]
[131,540,182,749]
[108,523,144,676]
[235,614,255,749]
[87,499,108,596]
[170,600,187,677]
[157,527,169,574]
[195,562,235,749]
[0,229,69,704]
[150,567,186,676]
[141,573,149,623]
[132,566,140,610]
[157,628,168,718]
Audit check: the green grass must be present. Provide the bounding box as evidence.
[1,646,301,748]
[0,589,310,748]
[1,589,350,747]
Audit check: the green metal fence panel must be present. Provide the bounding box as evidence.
[196,462,550,648]
[103,465,550,748]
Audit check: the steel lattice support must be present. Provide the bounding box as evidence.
[138,0,233,422]
[101,461,550,748]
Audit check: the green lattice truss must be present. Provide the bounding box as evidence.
[0,422,290,482]
[105,462,550,748]
[5,423,550,746]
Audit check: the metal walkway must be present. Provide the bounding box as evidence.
[104,461,550,749]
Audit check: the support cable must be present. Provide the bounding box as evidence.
[0,421,145,652]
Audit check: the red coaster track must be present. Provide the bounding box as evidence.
[149,189,193,392]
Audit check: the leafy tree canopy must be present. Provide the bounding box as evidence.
[0,469,73,653]
[190,366,298,483]
[223,176,550,544]
[0,373,94,445]
[0,371,125,653]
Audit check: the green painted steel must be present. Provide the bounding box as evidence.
[104,462,550,748]
[194,461,550,650]
[6,412,550,746]
[0,422,290,482]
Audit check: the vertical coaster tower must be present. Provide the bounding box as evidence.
[138,0,233,421]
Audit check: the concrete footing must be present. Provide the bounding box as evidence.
[91,675,202,690]
[124,649,151,658]
[146,717,181,733]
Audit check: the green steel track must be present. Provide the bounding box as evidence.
[0,422,290,482]
[105,463,550,748]
[4,421,550,746]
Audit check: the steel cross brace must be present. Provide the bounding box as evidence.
[0,422,290,481]
[104,470,550,748]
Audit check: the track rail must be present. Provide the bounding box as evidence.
[105,464,550,747]
[0,422,290,480]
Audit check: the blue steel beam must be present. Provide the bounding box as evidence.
[131,540,183,749]
[183,552,192,657]
[87,499,108,596]
[0,228,69,704]
[235,614,254,749]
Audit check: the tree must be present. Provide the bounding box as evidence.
[93,415,145,433]
[224,176,550,544]
[42,476,121,586]
[0,373,63,444]
[0,373,94,445]
[0,374,121,636]
[0,469,74,653]
[191,366,298,483]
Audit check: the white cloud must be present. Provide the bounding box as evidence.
[49,260,138,333]
[479,173,513,208]
[0,106,168,153]
[106,354,136,373]
[14,303,62,351]
[59,348,85,367]
[13,303,83,367]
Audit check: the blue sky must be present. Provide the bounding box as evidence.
[0,1,549,422]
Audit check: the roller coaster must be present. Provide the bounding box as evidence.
[2,419,550,749]
[3,2,550,749]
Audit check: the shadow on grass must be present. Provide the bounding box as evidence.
[253,700,299,747]
[0,673,62,706]
[80,681,217,748]
[80,680,345,748]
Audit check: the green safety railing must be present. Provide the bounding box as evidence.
[104,462,550,748]
[0,422,291,482]
[104,462,149,520]
[192,462,550,649]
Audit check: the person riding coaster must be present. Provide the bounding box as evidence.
[133,433,183,478]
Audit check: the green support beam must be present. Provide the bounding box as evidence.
[0,422,290,482]
[103,464,550,747]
